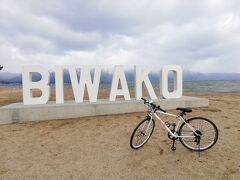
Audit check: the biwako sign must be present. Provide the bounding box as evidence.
[0,65,209,124]
[22,65,182,105]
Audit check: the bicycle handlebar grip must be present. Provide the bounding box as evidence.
[159,107,166,113]
[154,105,166,113]
[141,97,146,101]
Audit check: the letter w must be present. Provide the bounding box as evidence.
[68,66,101,103]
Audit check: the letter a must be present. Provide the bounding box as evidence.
[109,66,131,101]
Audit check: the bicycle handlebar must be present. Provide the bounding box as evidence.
[141,97,166,113]
[141,97,147,103]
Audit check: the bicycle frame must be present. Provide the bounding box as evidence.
[148,110,198,138]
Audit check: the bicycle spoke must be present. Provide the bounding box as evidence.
[130,118,155,149]
[179,118,218,151]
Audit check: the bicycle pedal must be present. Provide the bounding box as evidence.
[171,147,176,151]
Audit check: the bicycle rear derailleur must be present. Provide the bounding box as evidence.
[165,122,178,151]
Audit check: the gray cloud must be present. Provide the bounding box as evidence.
[0,0,240,73]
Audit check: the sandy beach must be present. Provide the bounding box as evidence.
[0,87,239,179]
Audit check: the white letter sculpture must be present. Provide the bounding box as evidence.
[22,66,50,105]
[21,65,183,105]
[68,66,101,103]
[160,65,182,99]
[134,66,157,100]
[55,67,64,104]
[109,66,131,101]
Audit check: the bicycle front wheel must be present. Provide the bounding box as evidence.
[179,117,218,151]
[130,117,155,149]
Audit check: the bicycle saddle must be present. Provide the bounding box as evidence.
[176,107,192,113]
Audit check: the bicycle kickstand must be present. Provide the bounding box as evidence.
[170,123,177,151]
[171,139,176,151]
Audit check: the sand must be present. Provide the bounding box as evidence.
[0,87,240,179]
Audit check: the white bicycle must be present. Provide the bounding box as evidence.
[130,98,218,152]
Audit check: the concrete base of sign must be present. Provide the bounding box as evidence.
[0,96,208,124]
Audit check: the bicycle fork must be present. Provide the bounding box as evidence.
[140,115,152,136]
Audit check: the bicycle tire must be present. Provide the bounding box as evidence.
[179,117,218,151]
[130,117,155,149]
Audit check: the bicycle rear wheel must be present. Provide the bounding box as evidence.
[130,117,155,149]
[179,117,218,151]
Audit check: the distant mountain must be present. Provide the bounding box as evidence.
[0,72,20,81]
[0,70,240,84]
[183,72,240,81]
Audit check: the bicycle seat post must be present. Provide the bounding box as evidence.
[179,111,186,118]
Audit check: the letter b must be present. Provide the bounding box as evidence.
[22,66,50,105]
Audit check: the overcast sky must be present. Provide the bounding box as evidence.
[0,0,240,73]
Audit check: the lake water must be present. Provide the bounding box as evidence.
[0,80,240,93]
[182,80,240,92]
[100,80,240,93]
